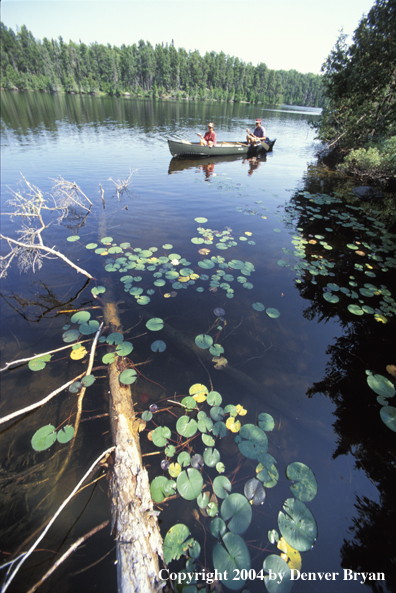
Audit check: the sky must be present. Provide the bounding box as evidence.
[2,0,375,74]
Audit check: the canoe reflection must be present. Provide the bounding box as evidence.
[168,152,268,175]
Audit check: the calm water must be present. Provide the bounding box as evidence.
[1,92,395,593]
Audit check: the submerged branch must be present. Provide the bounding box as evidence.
[26,520,110,593]
[0,447,115,593]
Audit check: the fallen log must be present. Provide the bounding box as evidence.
[102,293,164,593]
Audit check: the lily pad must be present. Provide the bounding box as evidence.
[57,425,75,444]
[62,329,80,343]
[210,517,227,538]
[367,373,395,399]
[151,340,166,352]
[379,406,396,432]
[195,334,213,349]
[106,332,124,345]
[286,462,318,502]
[152,426,171,447]
[79,320,100,335]
[203,447,221,467]
[151,476,175,503]
[244,478,266,506]
[146,318,164,331]
[176,468,203,500]
[252,302,265,311]
[221,493,252,534]
[266,308,280,319]
[28,354,52,372]
[263,555,293,593]
[31,425,57,451]
[119,369,137,385]
[176,416,198,438]
[213,476,232,498]
[278,498,317,552]
[213,532,251,590]
[71,311,91,324]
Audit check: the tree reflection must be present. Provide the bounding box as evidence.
[286,169,396,590]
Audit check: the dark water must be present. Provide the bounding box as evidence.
[1,91,395,593]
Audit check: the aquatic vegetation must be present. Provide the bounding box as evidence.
[144,380,317,592]
[31,424,74,451]
[366,370,396,432]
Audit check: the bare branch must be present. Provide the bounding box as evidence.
[51,176,93,209]
[108,169,137,200]
[0,447,115,593]
[26,521,109,593]
[0,235,93,279]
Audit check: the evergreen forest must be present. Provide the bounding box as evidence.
[0,23,325,107]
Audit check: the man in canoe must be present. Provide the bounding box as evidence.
[246,118,267,144]
[198,122,217,147]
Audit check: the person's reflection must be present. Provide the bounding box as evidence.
[199,162,215,180]
[243,157,261,176]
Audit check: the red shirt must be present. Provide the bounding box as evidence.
[204,131,217,146]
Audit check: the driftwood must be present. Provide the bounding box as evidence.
[102,296,164,592]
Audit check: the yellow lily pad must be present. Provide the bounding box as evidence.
[277,536,302,571]
[70,346,88,360]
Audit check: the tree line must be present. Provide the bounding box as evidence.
[1,23,326,107]
[314,0,395,186]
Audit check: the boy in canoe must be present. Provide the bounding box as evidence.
[246,119,267,144]
[198,122,217,147]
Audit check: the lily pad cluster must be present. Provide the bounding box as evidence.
[146,382,317,593]
[85,218,277,306]
[271,191,396,323]
[31,423,74,451]
[366,370,396,432]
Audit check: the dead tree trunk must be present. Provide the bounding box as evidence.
[102,298,164,593]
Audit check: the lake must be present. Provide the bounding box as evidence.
[1,91,395,593]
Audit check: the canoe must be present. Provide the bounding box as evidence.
[168,138,276,158]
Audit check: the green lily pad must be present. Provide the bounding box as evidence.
[176,468,203,500]
[367,373,395,399]
[207,391,222,406]
[278,498,317,552]
[28,354,52,371]
[213,532,251,590]
[213,476,232,498]
[379,406,396,432]
[176,416,198,438]
[178,452,191,467]
[116,341,133,356]
[119,369,137,385]
[348,304,364,316]
[91,286,106,296]
[151,476,175,503]
[81,374,96,387]
[266,308,280,318]
[323,293,339,303]
[210,517,227,538]
[106,332,124,345]
[152,426,171,447]
[102,352,116,365]
[252,302,265,311]
[71,311,91,324]
[195,334,213,349]
[286,462,318,502]
[31,425,57,451]
[57,425,75,444]
[263,555,293,593]
[146,318,164,331]
[79,320,100,335]
[203,447,221,467]
[221,493,252,534]
[258,413,275,432]
[62,329,80,343]
[67,235,80,242]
